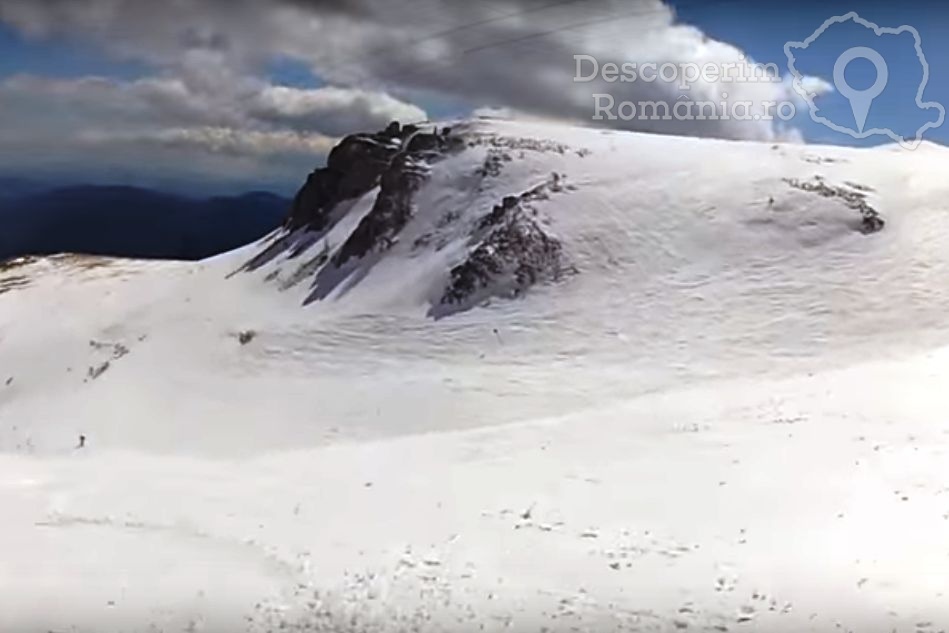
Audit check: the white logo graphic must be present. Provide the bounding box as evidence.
[785,12,945,149]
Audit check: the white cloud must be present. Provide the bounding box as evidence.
[0,71,426,192]
[77,127,339,157]
[251,85,426,136]
[0,0,833,189]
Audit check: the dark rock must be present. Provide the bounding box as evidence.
[298,125,466,303]
[244,122,572,317]
[477,192,541,231]
[437,202,567,316]
[861,213,885,234]
[333,154,430,267]
[783,177,885,235]
[405,131,447,154]
[320,127,463,268]
[283,125,463,242]
[289,133,404,232]
[238,330,257,345]
[240,127,414,273]
[87,361,110,381]
[477,196,522,231]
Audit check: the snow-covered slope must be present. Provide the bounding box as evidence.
[3,118,949,632]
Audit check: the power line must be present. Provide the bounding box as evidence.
[409,0,601,44]
[458,0,751,57]
[460,2,673,56]
[362,1,678,89]
[363,0,745,92]
[318,0,607,78]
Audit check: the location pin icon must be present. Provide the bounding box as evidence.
[833,46,889,133]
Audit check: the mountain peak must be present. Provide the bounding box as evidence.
[235,117,894,319]
[238,120,577,316]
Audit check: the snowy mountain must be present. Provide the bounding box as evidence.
[0,186,289,262]
[3,117,949,632]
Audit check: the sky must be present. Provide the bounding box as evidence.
[0,0,945,195]
[671,0,949,147]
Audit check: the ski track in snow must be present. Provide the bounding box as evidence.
[3,119,949,631]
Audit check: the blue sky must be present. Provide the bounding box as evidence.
[0,23,149,80]
[0,0,945,193]
[672,0,949,146]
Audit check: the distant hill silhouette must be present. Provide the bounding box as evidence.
[0,177,51,199]
[0,185,289,261]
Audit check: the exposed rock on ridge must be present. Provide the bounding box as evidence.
[783,177,885,235]
[333,130,461,267]
[433,173,573,318]
[239,123,412,272]
[241,121,574,316]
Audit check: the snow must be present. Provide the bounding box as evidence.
[3,118,949,631]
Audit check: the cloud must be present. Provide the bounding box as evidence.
[251,85,426,136]
[790,75,835,101]
[0,0,833,189]
[0,71,423,193]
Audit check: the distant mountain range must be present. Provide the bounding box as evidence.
[0,185,289,262]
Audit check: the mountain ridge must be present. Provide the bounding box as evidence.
[0,185,289,262]
[236,117,899,322]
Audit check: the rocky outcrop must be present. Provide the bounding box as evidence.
[332,154,430,267]
[332,129,462,267]
[433,177,572,317]
[242,122,576,317]
[240,123,459,273]
[783,177,885,235]
[287,123,463,235]
[286,126,403,232]
[238,125,407,273]
[438,210,565,316]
